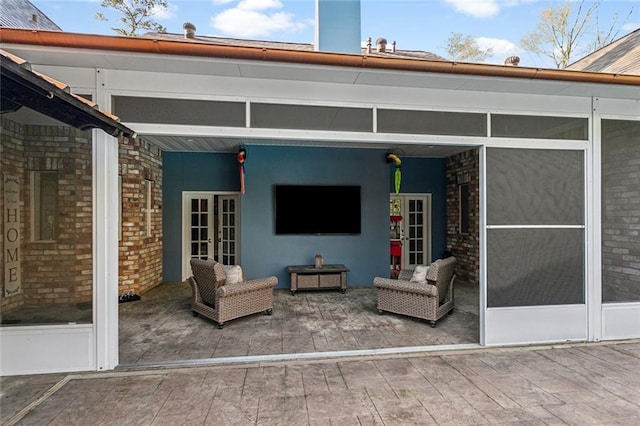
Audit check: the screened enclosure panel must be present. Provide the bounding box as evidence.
[487,149,584,226]
[251,103,373,132]
[487,228,584,307]
[486,148,585,308]
[377,109,487,136]
[602,119,640,303]
[491,114,588,140]
[112,96,246,127]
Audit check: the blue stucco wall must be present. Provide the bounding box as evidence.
[162,147,447,289]
[162,151,238,281]
[391,157,448,260]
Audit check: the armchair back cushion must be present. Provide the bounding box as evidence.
[426,257,457,303]
[190,258,224,306]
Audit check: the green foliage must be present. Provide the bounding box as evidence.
[520,0,633,69]
[95,0,168,36]
[446,33,493,62]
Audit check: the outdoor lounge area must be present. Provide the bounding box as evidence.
[117,280,479,366]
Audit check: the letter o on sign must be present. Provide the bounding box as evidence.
[7,227,19,242]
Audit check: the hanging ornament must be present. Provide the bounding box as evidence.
[386,153,402,194]
[237,146,247,194]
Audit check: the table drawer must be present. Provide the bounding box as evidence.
[297,274,319,288]
[319,274,341,288]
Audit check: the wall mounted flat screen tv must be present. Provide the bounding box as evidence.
[274,185,361,235]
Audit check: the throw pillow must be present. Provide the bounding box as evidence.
[410,265,429,283]
[223,265,244,285]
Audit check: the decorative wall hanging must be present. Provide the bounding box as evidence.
[386,152,402,194]
[237,146,247,194]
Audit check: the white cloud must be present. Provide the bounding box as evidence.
[210,0,308,38]
[151,3,177,20]
[443,0,540,19]
[475,37,523,64]
[621,22,640,32]
[444,0,500,18]
[213,0,236,4]
[237,0,283,11]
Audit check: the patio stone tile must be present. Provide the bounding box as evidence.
[9,392,77,426]
[391,385,447,405]
[373,358,429,386]
[202,367,247,388]
[423,396,488,425]
[462,375,521,410]
[478,406,557,424]
[151,411,209,425]
[155,370,207,391]
[154,385,217,418]
[204,398,259,425]
[544,402,618,425]
[305,388,377,419]
[255,395,308,424]
[373,397,437,425]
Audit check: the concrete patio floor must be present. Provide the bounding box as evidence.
[118,281,479,366]
[2,340,639,425]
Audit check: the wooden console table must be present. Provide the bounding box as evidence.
[286,264,349,295]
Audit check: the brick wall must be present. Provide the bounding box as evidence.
[446,149,479,285]
[118,137,163,295]
[1,117,94,309]
[602,121,640,302]
[1,117,164,314]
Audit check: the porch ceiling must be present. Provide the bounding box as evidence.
[140,134,475,158]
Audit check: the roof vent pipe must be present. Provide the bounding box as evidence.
[391,40,396,53]
[376,37,387,53]
[366,37,372,54]
[504,56,520,66]
[183,22,196,39]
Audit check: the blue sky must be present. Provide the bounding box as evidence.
[31,0,638,68]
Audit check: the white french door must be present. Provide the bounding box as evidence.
[390,193,432,272]
[217,195,240,266]
[182,192,240,280]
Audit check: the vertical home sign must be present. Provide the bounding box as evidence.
[4,174,22,296]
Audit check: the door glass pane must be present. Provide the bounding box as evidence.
[602,119,640,302]
[191,229,198,240]
[191,213,198,226]
[200,228,208,240]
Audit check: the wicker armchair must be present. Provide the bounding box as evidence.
[373,256,457,327]
[188,258,277,329]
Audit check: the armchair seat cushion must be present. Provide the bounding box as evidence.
[373,278,438,298]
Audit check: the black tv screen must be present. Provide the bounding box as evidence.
[274,185,361,235]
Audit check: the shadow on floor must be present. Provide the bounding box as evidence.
[118,281,479,365]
